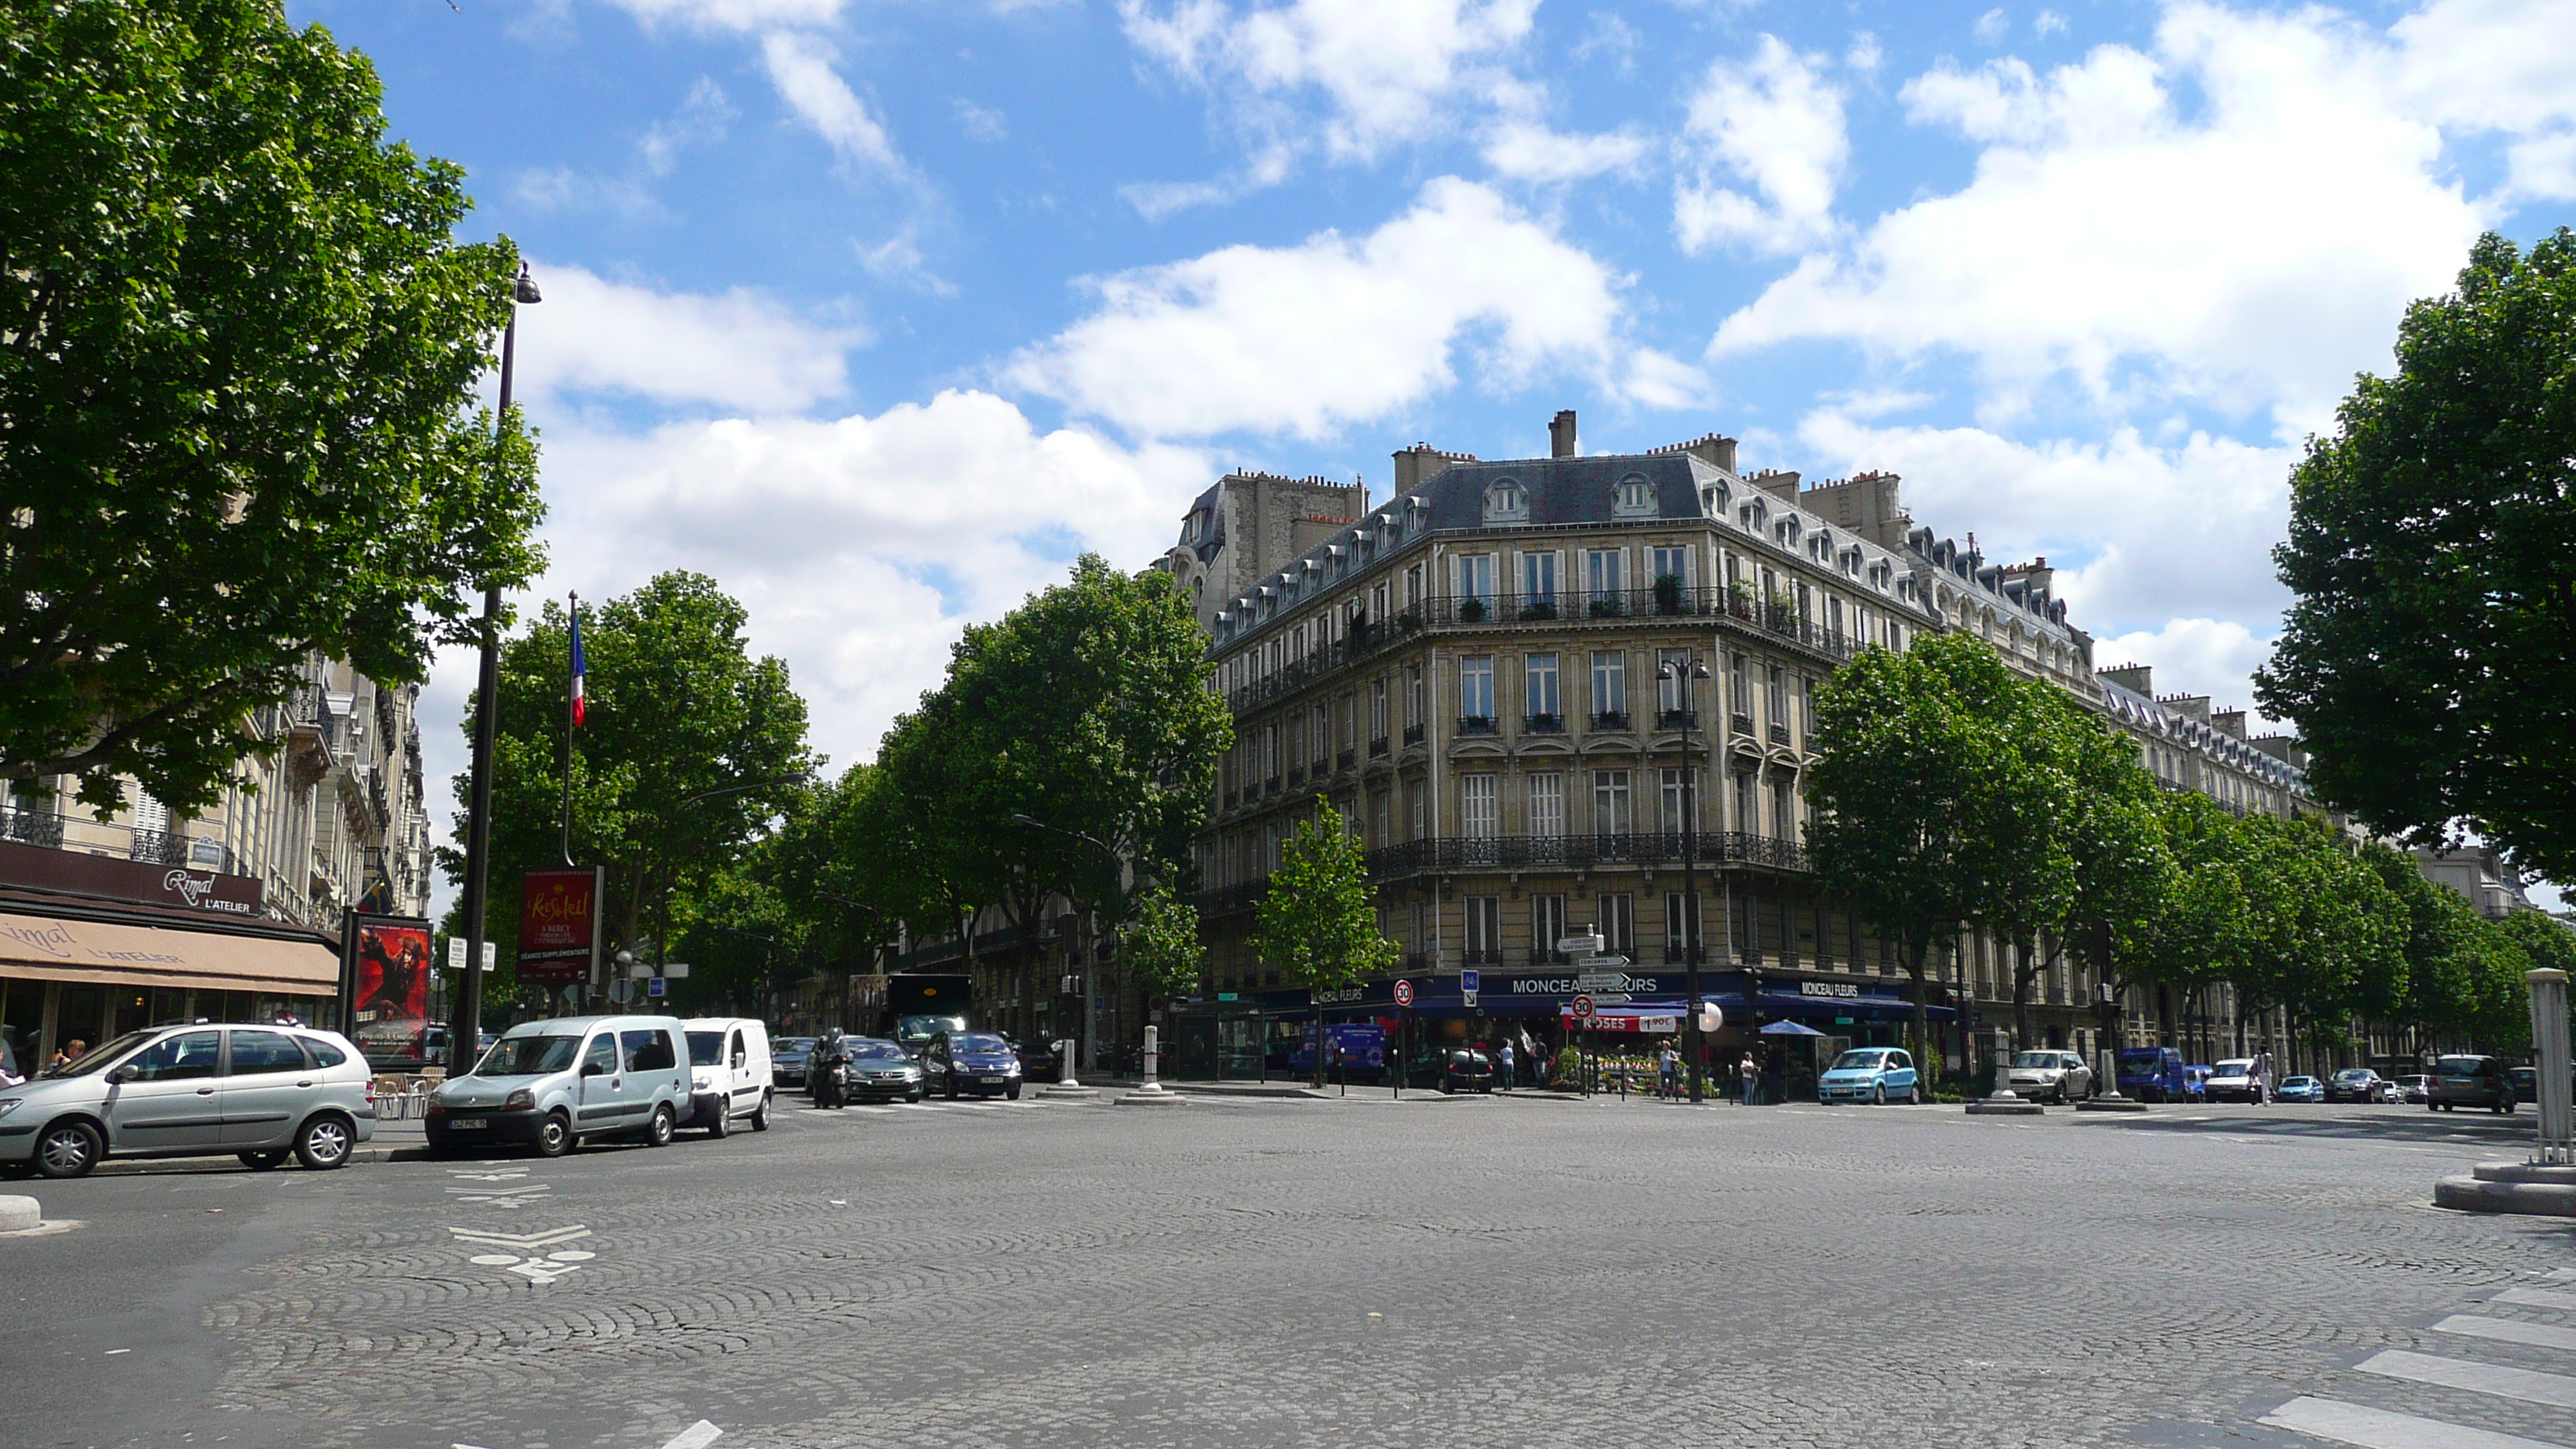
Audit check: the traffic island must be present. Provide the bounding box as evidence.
[0,1195,39,1233]
[1112,1026,1190,1108]
[2076,1048,2149,1112]
[2434,1162,2576,1218]
[1966,1097,2044,1116]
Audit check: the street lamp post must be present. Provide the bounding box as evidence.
[1658,656,1713,1105]
[456,264,541,1056]
[1011,814,1127,1076]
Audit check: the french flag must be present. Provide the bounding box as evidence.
[569,594,587,727]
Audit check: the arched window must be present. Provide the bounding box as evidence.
[1484,478,1529,523]
[1612,474,1656,518]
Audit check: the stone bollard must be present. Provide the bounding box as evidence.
[1041,1035,1097,1098]
[1116,1024,1187,1108]
[2079,1046,2146,1112]
[0,1195,43,1233]
[1967,1038,2043,1116]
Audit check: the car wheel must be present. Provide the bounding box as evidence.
[534,1111,574,1158]
[34,1120,102,1180]
[293,1114,355,1170]
[238,1149,289,1172]
[1008,1084,1022,1101]
[752,1093,772,1132]
[707,1105,731,1139]
[1872,1083,1886,1106]
[645,1105,677,1147]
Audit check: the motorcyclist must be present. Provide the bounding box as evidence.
[810,1026,851,1108]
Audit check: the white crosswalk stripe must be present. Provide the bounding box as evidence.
[2355,1350,2576,1410]
[2435,1314,2576,1353]
[2256,1286,2576,1449]
[2260,1396,2572,1449]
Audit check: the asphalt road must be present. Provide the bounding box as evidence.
[2,1091,2568,1449]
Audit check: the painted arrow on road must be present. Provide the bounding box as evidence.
[447,1224,591,1251]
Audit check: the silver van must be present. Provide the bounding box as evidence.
[680,1017,774,1136]
[425,1015,690,1157]
[0,1022,376,1178]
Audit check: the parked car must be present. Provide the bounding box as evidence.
[426,1015,692,1156]
[2004,1050,2094,1104]
[2205,1057,2272,1104]
[772,1037,817,1090]
[2276,1074,2325,1103]
[1440,1047,1494,1094]
[922,1030,1024,1100]
[2116,1046,2193,1103]
[1011,1036,1064,1084]
[2509,1066,2537,1105]
[1819,1047,1922,1105]
[841,1038,924,1101]
[680,1018,773,1136]
[2393,1073,2431,1104]
[0,1023,375,1178]
[2426,1053,2516,1114]
[2324,1068,2389,1104]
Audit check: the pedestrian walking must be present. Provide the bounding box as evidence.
[1738,1050,1759,1106]
[1497,1040,1516,1090]
[1659,1040,1680,1099]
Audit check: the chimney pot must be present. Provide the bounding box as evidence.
[1550,409,1578,459]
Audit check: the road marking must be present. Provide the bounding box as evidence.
[659,1423,723,1449]
[445,1184,553,1210]
[448,1224,592,1251]
[2259,1395,2574,1449]
[446,1167,532,1183]
[2542,1267,2576,1283]
[2358,1349,2576,1409]
[2493,1286,2576,1310]
[2435,1316,2576,1353]
[448,1224,595,1283]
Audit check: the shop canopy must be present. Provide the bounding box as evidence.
[0,909,338,998]
[1759,1019,1828,1036]
[1561,1001,1689,1033]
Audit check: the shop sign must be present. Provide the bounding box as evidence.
[1508,975,1667,997]
[1799,981,1862,999]
[0,839,262,916]
[1315,985,1367,1005]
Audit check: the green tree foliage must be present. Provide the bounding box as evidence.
[2119,795,2256,1046]
[446,572,815,973]
[2258,229,2576,883]
[2231,816,2406,1060]
[1252,803,1398,1082]
[1121,882,1207,1002]
[1,0,546,817]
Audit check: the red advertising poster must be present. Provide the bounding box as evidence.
[351,916,432,1028]
[518,867,601,986]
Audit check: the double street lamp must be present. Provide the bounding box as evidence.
[1657,655,1712,1105]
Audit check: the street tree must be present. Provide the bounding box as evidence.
[2,0,546,819]
[445,573,816,985]
[2231,817,2406,1071]
[1122,882,1208,1004]
[2257,228,2576,884]
[1252,802,1399,1086]
[2119,796,2256,1060]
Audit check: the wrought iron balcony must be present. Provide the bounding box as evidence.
[1769,721,1793,747]
[1337,748,1356,769]
[128,827,189,865]
[1591,710,1631,731]
[1523,712,1564,734]
[1402,724,1425,746]
[1457,714,1499,735]
[1370,736,1390,757]
[0,807,63,848]
[1193,830,1809,919]
[1656,709,1699,731]
[1729,711,1755,737]
[1287,766,1306,786]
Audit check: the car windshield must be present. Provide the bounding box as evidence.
[2283,1077,2315,1088]
[1830,1051,1886,1070]
[851,1041,906,1060]
[953,1033,1012,1055]
[2436,1057,2487,1077]
[42,1029,159,1077]
[897,1015,967,1040]
[2213,1060,2252,1077]
[779,1039,814,1053]
[2012,1052,2060,1069]
[2334,1070,2372,1082]
[2118,1050,2166,1066]
[474,1036,581,1077]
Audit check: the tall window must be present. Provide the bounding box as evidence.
[1591,651,1627,722]
[1735,770,1759,834]
[1406,666,1424,728]
[1664,892,1703,961]
[1524,653,1560,720]
[1651,544,1690,587]
[1373,792,1389,847]
[1597,893,1634,956]
[1533,895,1568,962]
[1371,679,1389,740]
[1339,694,1355,750]
[1464,896,1502,964]
[1411,787,1426,841]
[1771,776,1797,841]
[1656,647,1691,714]
[1461,774,1499,839]
[1460,656,1495,721]
[1584,547,1623,598]
[1827,596,1845,639]
[1660,767,1696,834]
[1731,653,1753,724]
[1591,769,1632,839]
[1456,553,1495,606]
[1405,564,1423,608]
[1766,665,1788,729]
[1526,772,1564,838]
[1521,551,1557,608]
[1311,704,1328,766]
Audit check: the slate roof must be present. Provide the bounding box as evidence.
[1408,452,1724,529]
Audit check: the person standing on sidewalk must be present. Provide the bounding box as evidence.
[1496,1040,1516,1090]
[1739,1051,1759,1106]
[1659,1040,1680,1099]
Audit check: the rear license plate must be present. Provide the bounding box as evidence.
[450,1118,487,1130]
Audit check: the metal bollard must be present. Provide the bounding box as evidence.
[2531,969,2571,1166]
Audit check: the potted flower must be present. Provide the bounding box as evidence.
[1458,596,1488,622]
[1653,571,1685,615]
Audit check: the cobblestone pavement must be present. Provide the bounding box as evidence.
[4,1094,2569,1449]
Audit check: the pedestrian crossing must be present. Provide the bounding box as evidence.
[2255,1268,2576,1449]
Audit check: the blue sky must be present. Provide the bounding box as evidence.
[285,0,2576,903]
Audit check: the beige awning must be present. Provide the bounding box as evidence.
[0,913,337,998]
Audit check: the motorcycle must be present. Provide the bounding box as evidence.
[813,1056,851,1109]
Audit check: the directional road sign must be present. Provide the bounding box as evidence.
[1392,978,1414,1008]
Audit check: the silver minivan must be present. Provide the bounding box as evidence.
[425,1015,690,1157]
[680,1018,774,1136]
[0,1023,376,1178]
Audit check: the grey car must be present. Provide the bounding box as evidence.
[0,1023,376,1178]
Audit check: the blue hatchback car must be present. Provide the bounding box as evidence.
[1819,1046,1922,1105]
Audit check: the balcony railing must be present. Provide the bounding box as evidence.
[1523,712,1564,734]
[0,808,63,848]
[1287,766,1307,786]
[128,827,189,865]
[1337,748,1356,769]
[1655,709,1699,731]
[1769,721,1793,747]
[1591,710,1630,731]
[1729,711,1755,737]
[1458,715,1499,735]
[1194,830,1807,916]
[1402,724,1425,746]
[1370,736,1389,757]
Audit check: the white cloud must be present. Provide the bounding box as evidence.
[1846,31,1884,76]
[2094,618,2280,725]
[2035,9,2069,37]
[1120,146,1298,220]
[604,0,851,31]
[955,99,1009,142]
[1482,120,1650,183]
[1006,176,1696,440]
[1975,8,2010,43]
[1673,36,1848,256]
[759,31,903,172]
[1711,3,2491,436]
[2392,0,2576,200]
[1119,0,1540,161]
[521,263,861,413]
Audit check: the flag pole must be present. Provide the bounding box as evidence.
[561,591,579,868]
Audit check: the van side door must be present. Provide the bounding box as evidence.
[726,1028,756,1112]
[621,1026,682,1114]
[576,1032,628,1126]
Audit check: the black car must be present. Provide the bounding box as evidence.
[922,1030,1024,1100]
[1440,1047,1493,1094]
[1011,1036,1064,1084]
[841,1037,923,1102]
[2509,1065,2537,1105]
[2324,1067,2389,1104]
[2426,1054,2516,1113]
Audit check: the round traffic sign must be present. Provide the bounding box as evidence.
[1571,994,1595,1019]
[1392,979,1414,1007]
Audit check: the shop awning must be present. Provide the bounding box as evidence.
[0,912,338,998]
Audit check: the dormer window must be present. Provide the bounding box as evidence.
[1701,481,1728,516]
[1484,479,1529,524]
[1612,474,1656,519]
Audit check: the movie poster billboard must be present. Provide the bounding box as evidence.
[518,866,603,986]
[342,913,434,1066]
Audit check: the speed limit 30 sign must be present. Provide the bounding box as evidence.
[1392,979,1414,1008]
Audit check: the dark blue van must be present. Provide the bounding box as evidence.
[2117,1046,2194,1103]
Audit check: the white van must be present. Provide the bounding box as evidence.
[680,1018,773,1136]
[426,1015,693,1156]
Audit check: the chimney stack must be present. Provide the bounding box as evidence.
[1550,409,1577,459]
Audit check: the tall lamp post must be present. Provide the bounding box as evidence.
[456,264,541,1055]
[1011,814,1127,1074]
[1658,655,1712,1104]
